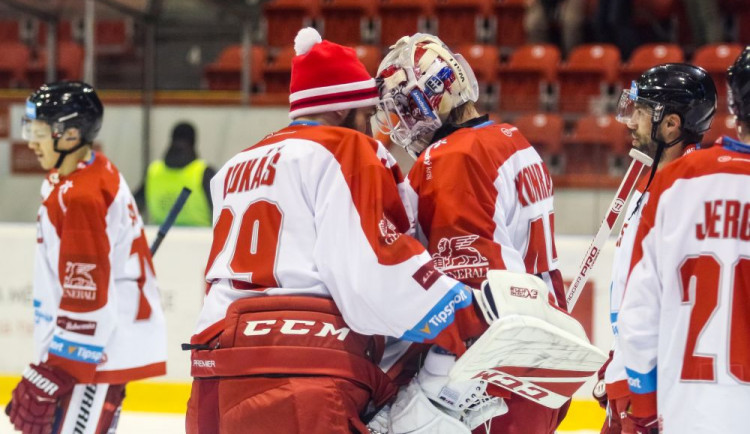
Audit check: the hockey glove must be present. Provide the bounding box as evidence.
[628,414,659,434]
[8,363,76,434]
[593,350,614,408]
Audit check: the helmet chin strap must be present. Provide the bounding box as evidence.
[49,134,88,183]
[630,120,683,216]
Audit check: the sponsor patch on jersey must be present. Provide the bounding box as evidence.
[413,261,442,290]
[401,284,473,342]
[63,261,98,299]
[431,235,489,281]
[57,316,97,336]
[378,214,402,245]
[48,336,104,364]
[625,367,657,394]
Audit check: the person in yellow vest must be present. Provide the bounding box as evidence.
[135,122,215,226]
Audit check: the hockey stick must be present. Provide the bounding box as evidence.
[150,187,192,255]
[565,148,653,312]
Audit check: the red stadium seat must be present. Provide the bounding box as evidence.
[319,0,376,46]
[702,113,737,146]
[434,0,492,46]
[458,44,499,84]
[498,44,560,113]
[692,43,744,113]
[561,114,630,185]
[620,43,684,87]
[263,46,297,102]
[37,20,76,44]
[26,42,85,88]
[493,0,527,48]
[0,42,30,87]
[513,113,564,173]
[95,19,133,56]
[353,45,381,76]
[204,45,267,91]
[263,0,319,48]
[558,44,621,113]
[0,20,20,42]
[376,0,434,47]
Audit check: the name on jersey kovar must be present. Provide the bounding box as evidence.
[695,200,750,240]
[223,147,283,197]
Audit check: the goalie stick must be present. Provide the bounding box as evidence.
[565,148,653,312]
[150,187,192,255]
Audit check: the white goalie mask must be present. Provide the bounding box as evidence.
[375,34,479,156]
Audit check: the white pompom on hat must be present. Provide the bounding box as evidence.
[288,27,378,119]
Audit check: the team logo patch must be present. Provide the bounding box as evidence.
[413,261,442,290]
[63,261,97,297]
[424,76,445,96]
[378,214,401,245]
[432,235,489,281]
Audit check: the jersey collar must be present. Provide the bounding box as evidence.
[289,120,322,127]
[721,135,750,154]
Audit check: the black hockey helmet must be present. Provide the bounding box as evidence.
[24,81,103,145]
[728,46,750,123]
[617,63,717,145]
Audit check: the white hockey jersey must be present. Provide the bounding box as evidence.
[404,119,565,307]
[619,138,750,433]
[33,152,167,384]
[605,145,697,397]
[193,122,484,356]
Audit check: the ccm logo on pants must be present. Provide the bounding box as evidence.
[243,320,350,341]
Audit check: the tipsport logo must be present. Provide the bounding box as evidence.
[401,285,473,342]
[49,336,104,364]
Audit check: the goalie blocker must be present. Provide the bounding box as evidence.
[376,271,606,433]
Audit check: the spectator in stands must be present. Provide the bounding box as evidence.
[525,0,586,56]
[682,0,722,47]
[135,122,215,226]
[594,0,639,58]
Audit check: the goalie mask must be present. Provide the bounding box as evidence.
[375,34,479,156]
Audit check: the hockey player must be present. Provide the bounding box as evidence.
[598,63,717,433]
[375,33,569,434]
[617,49,750,433]
[184,28,523,434]
[6,82,167,434]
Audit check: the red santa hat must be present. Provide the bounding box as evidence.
[289,28,379,119]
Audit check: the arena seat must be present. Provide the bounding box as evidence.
[95,19,133,56]
[433,0,492,46]
[459,43,499,84]
[26,42,85,88]
[263,46,297,101]
[319,0,376,45]
[702,113,737,147]
[692,43,744,113]
[492,0,526,49]
[513,113,564,173]
[353,45,381,76]
[0,20,20,42]
[376,0,434,47]
[263,0,319,48]
[37,20,76,44]
[203,45,267,91]
[498,44,560,113]
[0,42,30,87]
[620,43,684,87]
[561,114,629,184]
[558,44,621,113]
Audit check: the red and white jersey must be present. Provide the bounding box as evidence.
[33,153,167,384]
[619,139,750,433]
[606,145,698,396]
[404,120,565,307]
[194,123,483,356]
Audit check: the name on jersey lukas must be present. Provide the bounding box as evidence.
[223,147,283,197]
[515,163,553,207]
[695,199,750,240]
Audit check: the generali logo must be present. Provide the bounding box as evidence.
[509,286,538,299]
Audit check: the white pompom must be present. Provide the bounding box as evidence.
[294,27,322,56]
